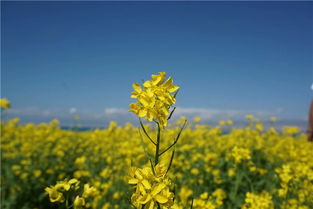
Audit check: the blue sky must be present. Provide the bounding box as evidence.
[1,1,313,127]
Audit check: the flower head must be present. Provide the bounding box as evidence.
[129,72,179,128]
[0,98,11,109]
[127,165,174,209]
[45,186,65,203]
[74,196,85,209]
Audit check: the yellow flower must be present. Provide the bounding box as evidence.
[126,167,152,193]
[74,196,85,209]
[113,192,120,199]
[226,120,233,125]
[179,186,193,205]
[75,156,87,165]
[245,114,254,120]
[227,168,236,177]
[200,192,208,199]
[68,178,79,185]
[55,181,71,191]
[132,183,174,209]
[33,170,42,178]
[231,146,251,164]
[83,184,98,198]
[241,191,274,209]
[191,168,199,175]
[45,187,64,203]
[129,72,179,128]
[193,116,201,123]
[0,98,11,109]
[127,165,175,208]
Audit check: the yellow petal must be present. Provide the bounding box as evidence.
[135,170,143,180]
[68,178,78,185]
[168,85,179,93]
[138,194,152,204]
[129,103,140,113]
[151,183,166,196]
[139,97,149,107]
[141,179,151,189]
[154,194,168,203]
[143,81,152,88]
[144,200,155,209]
[163,77,173,88]
[132,83,142,92]
[138,109,147,117]
[128,178,139,184]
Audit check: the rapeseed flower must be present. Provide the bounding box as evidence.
[0,98,11,109]
[129,72,179,128]
[230,146,251,164]
[127,165,174,209]
[45,186,65,203]
[241,191,274,209]
[74,196,85,209]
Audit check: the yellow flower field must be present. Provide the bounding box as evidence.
[1,117,312,209]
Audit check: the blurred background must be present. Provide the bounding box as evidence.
[1,1,312,129]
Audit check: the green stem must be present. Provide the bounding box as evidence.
[166,150,175,174]
[231,170,243,204]
[243,173,254,192]
[65,198,70,209]
[139,118,156,145]
[155,122,161,166]
[159,120,187,156]
[284,181,292,205]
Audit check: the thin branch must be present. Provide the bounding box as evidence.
[139,118,156,145]
[159,120,187,156]
[149,158,156,175]
[155,122,161,166]
[173,182,176,202]
[190,198,194,209]
[167,107,176,120]
[138,128,152,161]
[173,89,179,98]
[166,149,175,174]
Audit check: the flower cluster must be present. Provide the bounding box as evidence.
[0,98,11,109]
[129,72,179,128]
[126,164,174,209]
[241,191,274,209]
[45,178,98,209]
[45,178,79,203]
[193,189,227,209]
[230,146,251,164]
[276,162,313,205]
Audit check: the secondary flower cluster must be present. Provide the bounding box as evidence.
[129,72,179,128]
[193,189,227,209]
[241,191,274,209]
[276,162,313,206]
[45,178,98,209]
[0,98,11,109]
[45,178,80,203]
[126,164,174,209]
[230,146,251,164]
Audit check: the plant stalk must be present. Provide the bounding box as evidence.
[155,122,161,166]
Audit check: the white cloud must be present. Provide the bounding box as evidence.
[6,106,301,127]
[69,107,77,114]
[173,107,282,121]
[104,108,128,115]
